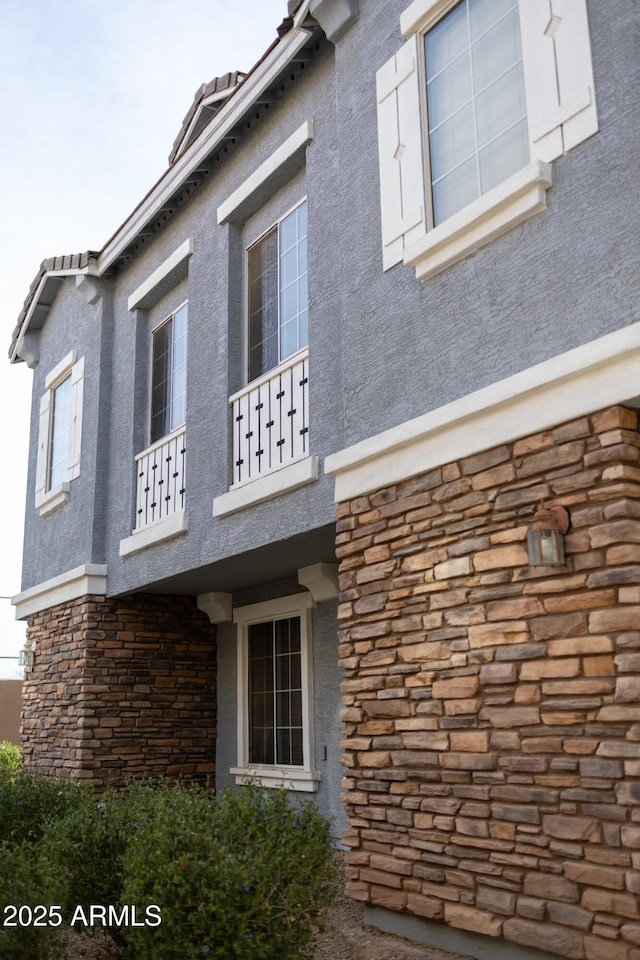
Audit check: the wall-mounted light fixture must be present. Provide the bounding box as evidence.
[527,504,570,566]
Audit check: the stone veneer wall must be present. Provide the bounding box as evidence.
[22,593,216,788]
[337,406,640,960]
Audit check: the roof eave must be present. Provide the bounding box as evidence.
[98,0,315,275]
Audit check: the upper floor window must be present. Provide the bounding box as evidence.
[150,302,188,444]
[377,0,598,279]
[35,350,84,517]
[425,0,528,224]
[48,373,73,490]
[247,200,308,383]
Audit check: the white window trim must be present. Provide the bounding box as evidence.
[217,121,314,225]
[231,593,319,793]
[127,239,194,312]
[378,0,598,279]
[35,350,84,516]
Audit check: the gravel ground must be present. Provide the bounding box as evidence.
[311,883,474,960]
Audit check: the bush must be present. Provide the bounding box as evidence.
[0,741,21,781]
[121,780,336,960]
[0,766,89,846]
[0,775,336,960]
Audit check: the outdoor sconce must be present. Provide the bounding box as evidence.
[527,504,570,566]
[19,649,34,668]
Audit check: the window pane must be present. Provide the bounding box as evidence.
[279,203,308,362]
[151,322,172,443]
[429,101,476,183]
[432,154,479,224]
[469,0,517,40]
[248,230,278,380]
[471,6,522,92]
[426,50,472,129]
[48,374,72,489]
[425,0,468,76]
[479,116,529,194]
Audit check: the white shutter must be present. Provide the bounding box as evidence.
[376,34,426,271]
[67,356,84,480]
[519,0,597,163]
[35,391,51,504]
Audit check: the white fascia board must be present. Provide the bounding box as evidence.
[12,564,108,621]
[98,3,314,275]
[325,322,640,503]
[11,263,98,364]
[127,238,194,311]
[217,120,314,224]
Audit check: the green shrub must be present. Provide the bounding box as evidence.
[0,775,336,960]
[0,741,21,781]
[121,781,336,960]
[0,767,89,846]
[0,840,68,960]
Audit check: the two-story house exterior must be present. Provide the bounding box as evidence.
[9,1,640,958]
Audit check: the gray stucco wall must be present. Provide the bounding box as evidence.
[18,0,639,598]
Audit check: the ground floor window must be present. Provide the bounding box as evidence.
[231,594,318,792]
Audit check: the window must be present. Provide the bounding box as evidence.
[425,0,528,224]
[377,0,598,278]
[48,374,73,490]
[232,594,318,792]
[150,302,187,444]
[248,617,303,767]
[247,200,308,383]
[35,351,84,516]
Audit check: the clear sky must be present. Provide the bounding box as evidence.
[0,0,288,677]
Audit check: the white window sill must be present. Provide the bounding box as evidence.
[213,455,318,518]
[230,766,319,793]
[119,510,188,557]
[36,482,70,517]
[404,160,552,282]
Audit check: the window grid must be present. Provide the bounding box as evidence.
[48,374,72,490]
[248,617,303,768]
[425,0,528,224]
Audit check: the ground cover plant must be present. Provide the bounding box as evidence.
[0,753,336,960]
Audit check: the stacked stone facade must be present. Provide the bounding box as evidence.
[337,406,640,960]
[22,594,216,788]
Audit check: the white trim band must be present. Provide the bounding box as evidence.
[127,238,194,312]
[217,120,314,224]
[12,564,108,620]
[213,455,319,517]
[325,322,640,502]
[119,510,189,557]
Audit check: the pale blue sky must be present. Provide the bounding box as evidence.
[0,0,287,676]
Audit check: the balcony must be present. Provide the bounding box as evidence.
[119,425,187,557]
[213,348,317,517]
